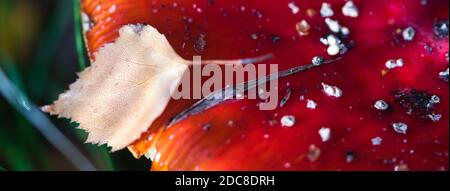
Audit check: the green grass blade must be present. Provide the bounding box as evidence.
[74,0,88,70]
[26,0,72,101]
[0,67,97,171]
[0,56,53,170]
[0,127,34,170]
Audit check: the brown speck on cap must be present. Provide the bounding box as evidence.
[306,8,317,18]
[296,20,311,36]
[394,164,409,171]
[307,144,321,162]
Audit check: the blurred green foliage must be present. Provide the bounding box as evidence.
[0,0,149,170]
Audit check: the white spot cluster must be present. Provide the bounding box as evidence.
[341,27,350,36]
[321,28,348,56]
[325,18,341,33]
[322,34,342,56]
[108,5,117,14]
[320,2,334,17]
[402,27,416,41]
[317,2,356,57]
[371,137,383,146]
[312,56,325,66]
[321,82,343,98]
[81,12,92,32]
[306,99,318,109]
[324,18,350,36]
[428,113,442,122]
[385,58,404,69]
[430,95,440,104]
[439,68,449,81]
[288,2,300,14]
[281,115,296,127]
[327,44,340,56]
[342,1,359,18]
[318,127,331,142]
[392,122,408,134]
[144,146,158,160]
[374,100,389,110]
[321,34,340,45]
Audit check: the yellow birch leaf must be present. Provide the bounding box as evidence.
[43,24,272,151]
[43,25,189,151]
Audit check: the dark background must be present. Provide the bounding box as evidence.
[0,0,149,170]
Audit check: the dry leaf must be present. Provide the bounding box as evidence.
[43,25,189,151]
[43,24,272,151]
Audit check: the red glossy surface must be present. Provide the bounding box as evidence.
[81,0,448,170]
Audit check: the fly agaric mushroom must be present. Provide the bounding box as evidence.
[48,0,449,170]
